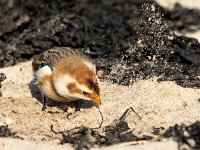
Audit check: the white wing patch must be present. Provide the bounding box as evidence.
[34,65,52,80]
[34,65,53,99]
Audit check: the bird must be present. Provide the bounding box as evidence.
[32,47,101,110]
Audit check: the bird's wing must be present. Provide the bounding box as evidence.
[32,47,92,72]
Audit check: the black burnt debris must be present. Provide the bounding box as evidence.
[0,73,6,84]
[0,0,199,88]
[0,0,200,87]
[0,73,6,96]
[0,125,15,137]
[0,125,23,140]
[152,126,165,135]
[51,107,152,150]
[0,0,153,67]
[51,110,200,149]
[168,3,200,32]
[163,122,200,149]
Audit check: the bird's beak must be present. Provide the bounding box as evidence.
[92,96,101,106]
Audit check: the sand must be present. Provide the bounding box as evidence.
[156,0,200,10]
[0,60,199,149]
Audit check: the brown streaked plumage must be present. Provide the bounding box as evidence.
[32,47,101,110]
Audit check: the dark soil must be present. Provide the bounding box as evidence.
[167,3,200,32]
[163,122,200,149]
[0,73,6,96]
[51,107,153,150]
[0,73,6,83]
[0,125,23,140]
[50,108,200,150]
[0,125,15,137]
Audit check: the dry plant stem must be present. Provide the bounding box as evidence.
[119,107,142,121]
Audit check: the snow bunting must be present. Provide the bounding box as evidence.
[32,47,101,110]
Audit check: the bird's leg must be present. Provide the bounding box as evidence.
[66,101,82,119]
[73,100,81,112]
[41,94,48,111]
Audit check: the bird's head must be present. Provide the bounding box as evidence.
[54,60,101,106]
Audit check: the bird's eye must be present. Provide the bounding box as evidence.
[83,91,89,95]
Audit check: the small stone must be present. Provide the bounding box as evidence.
[97,70,104,78]
[183,131,190,137]
[5,118,14,125]
[187,139,196,147]
[180,143,190,150]
[0,73,6,82]
[0,73,7,89]
[0,125,13,137]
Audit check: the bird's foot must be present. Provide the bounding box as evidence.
[42,105,47,111]
[66,101,82,119]
[41,95,49,111]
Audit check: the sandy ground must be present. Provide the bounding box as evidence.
[0,60,199,149]
[0,0,200,149]
[156,0,200,10]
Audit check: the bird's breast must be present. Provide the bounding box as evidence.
[35,72,78,102]
[37,75,53,98]
[37,75,77,102]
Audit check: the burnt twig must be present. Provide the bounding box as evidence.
[119,107,141,121]
[91,109,104,129]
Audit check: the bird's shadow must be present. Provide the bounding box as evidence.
[28,80,95,112]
